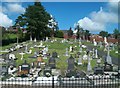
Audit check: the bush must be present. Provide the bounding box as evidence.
[55,30,64,38]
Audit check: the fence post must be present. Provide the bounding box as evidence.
[52,75,54,88]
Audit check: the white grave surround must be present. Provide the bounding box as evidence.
[8,66,17,75]
[9,54,16,60]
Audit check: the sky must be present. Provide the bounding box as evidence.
[0,0,119,34]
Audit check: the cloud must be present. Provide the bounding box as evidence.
[7,3,25,13]
[76,0,118,32]
[90,7,118,24]
[77,17,105,32]
[0,12,13,27]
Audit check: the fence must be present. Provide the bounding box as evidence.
[1,75,120,88]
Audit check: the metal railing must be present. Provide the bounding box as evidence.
[1,75,120,88]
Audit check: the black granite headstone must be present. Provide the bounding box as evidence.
[104,62,113,71]
[94,66,104,75]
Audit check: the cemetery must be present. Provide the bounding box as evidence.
[0,1,120,88]
[0,37,119,88]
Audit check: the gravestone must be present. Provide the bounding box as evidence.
[9,54,16,60]
[69,46,73,52]
[93,39,97,46]
[52,52,58,58]
[30,35,32,41]
[95,49,98,59]
[48,55,56,69]
[25,44,28,53]
[87,54,92,74]
[19,52,25,60]
[94,58,104,75]
[34,37,37,42]
[104,37,108,51]
[99,41,102,48]
[43,67,52,77]
[106,45,112,65]
[65,48,69,56]
[78,55,82,65]
[18,60,30,76]
[104,62,113,71]
[92,48,95,58]
[67,55,75,71]
[79,46,82,53]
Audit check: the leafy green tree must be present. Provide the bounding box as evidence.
[68,27,73,38]
[15,2,51,40]
[84,30,91,40]
[55,30,64,38]
[99,31,108,38]
[113,29,120,39]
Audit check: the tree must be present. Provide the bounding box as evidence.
[84,30,91,40]
[99,31,108,38]
[15,2,51,40]
[55,30,64,38]
[68,27,73,38]
[113,29,120,39]
[48,15,58,38]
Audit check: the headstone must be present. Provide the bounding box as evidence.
[106,45,112,65]
[19,52,25,60]
[99,41,102,48]
[104,37,108,51]
[104,62,113,71]
[94,66,104,75]
[93,39,97,46]
[67,55,75,71]
[8,65,17,75]
[19,60,30,75]
[95,49,98,58]
[79,46,82,53]
[52,52,58,58]
[48,56,56,69]
[112,44,115,51]
[65,48,69,56]
[34,37,37,42]
[92,48,95,58]
[69,46,73,52]
[25,44,28,53]
[43,48,47,55]
[43,67,52,77]
[30,35,32,41]
[46,37,49,42]
[78,55,82,65]
[9,54,16,60]
[87,54,92,74]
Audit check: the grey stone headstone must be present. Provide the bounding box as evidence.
[48,57,56,69]
[67,55,75,71]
